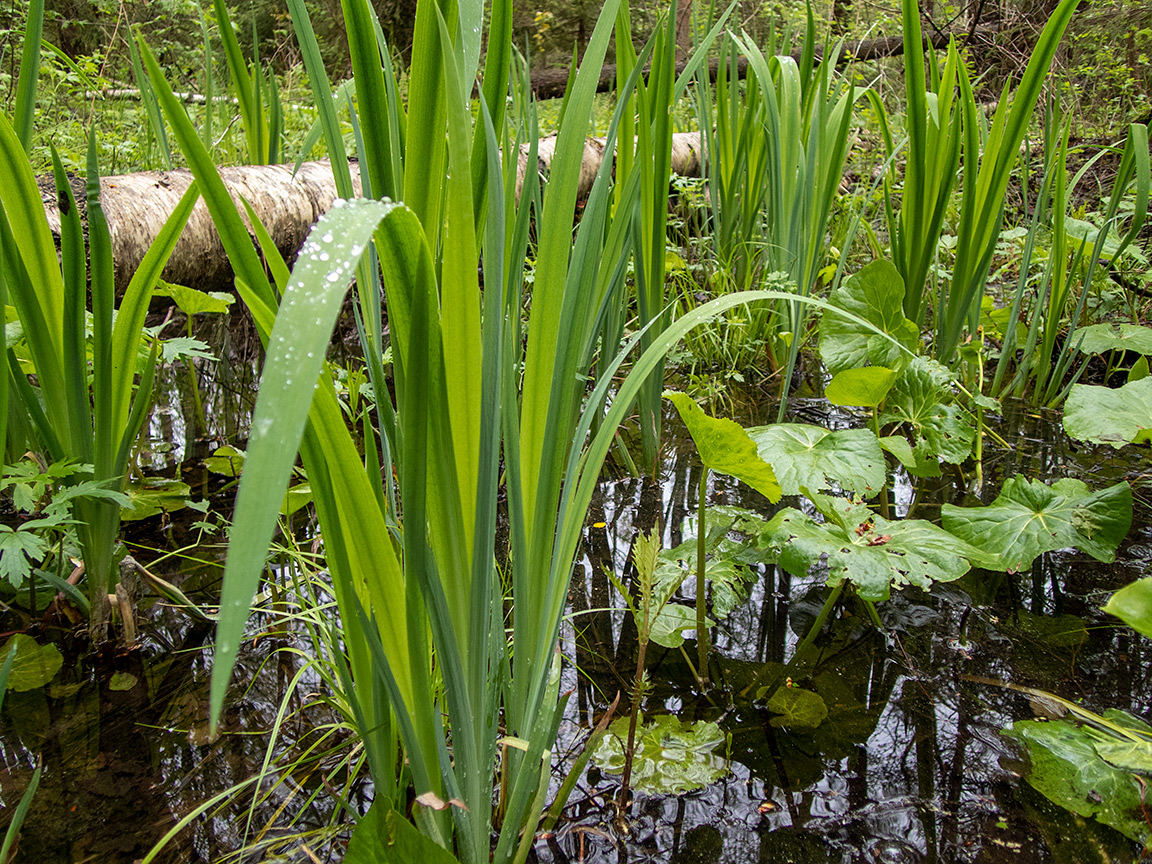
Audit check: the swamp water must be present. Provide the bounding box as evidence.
[1,331,1151,863]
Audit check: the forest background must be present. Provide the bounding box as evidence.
[0,0,1149,176]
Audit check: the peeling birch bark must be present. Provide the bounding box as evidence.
[41,132,705,292]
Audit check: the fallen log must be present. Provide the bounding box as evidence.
[530,31,955,100]
[41,132,706,293]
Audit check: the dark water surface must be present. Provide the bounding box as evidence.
[1,343,1150,862]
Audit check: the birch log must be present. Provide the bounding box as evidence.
[41,132,706,293]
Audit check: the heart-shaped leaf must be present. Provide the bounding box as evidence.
[767,685,828,729]
[942,478,1132,572]
[758,492,984,601]
[819,260,919,373]
[748,424,886,498]
[0,634,63,692]
[1063,378,1152,448]
[1075,323,1152,356]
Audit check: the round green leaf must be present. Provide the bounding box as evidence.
[1064,378,1152,448]
[1,634,63,692]
[748,424,885,497]
[943,478,1132,573]
[825,366,896,408]
[767,685,828,729]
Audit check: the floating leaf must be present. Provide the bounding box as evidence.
[1063,378,1152,448]
[665,391,781,502]
[758,492,983,601]
[592,714,728,795]
[122,478,192,521]
[942,478,1132,572]
[879,356,974,465]
[819,259,919,374]
[0,634,63,692]
[1103,577,1152,639]
[748,424,886,497]
[108,671,138,691]
[1003,718,1151,844]
[825,366,897,408]
[767,686,828,729]
[1075,323,1152,356]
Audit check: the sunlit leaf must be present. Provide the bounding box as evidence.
[1103,577,1152,639]
[1075,322,1152,356]
[1063,378,1152,448]
[204,445,245,477]
[665,391,781,502]
[825,366,897,408]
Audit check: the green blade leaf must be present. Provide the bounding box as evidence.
[211,198,396,731]
[942,477,1132,573]
[665,391,782,503]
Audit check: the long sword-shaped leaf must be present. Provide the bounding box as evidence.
[210,198,395,730]
[12,0,44,151]
[518,0,622,532]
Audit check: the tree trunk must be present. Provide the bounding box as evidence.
[43,133,706,293]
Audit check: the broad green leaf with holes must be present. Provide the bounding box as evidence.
[748,424,886,498]
[819,260,919,374]
[879,356,974,465]
[1063,378,1152,448]
[1103,577,1152,639]
[592,714,728,794]
[758,492,984,601]
[942,478,1132,572]
[665,391,781,502]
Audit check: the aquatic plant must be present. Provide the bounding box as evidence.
[0,74,197,641]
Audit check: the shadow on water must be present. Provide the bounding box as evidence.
[551,398,1152,864]
[2,343,1152,862]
